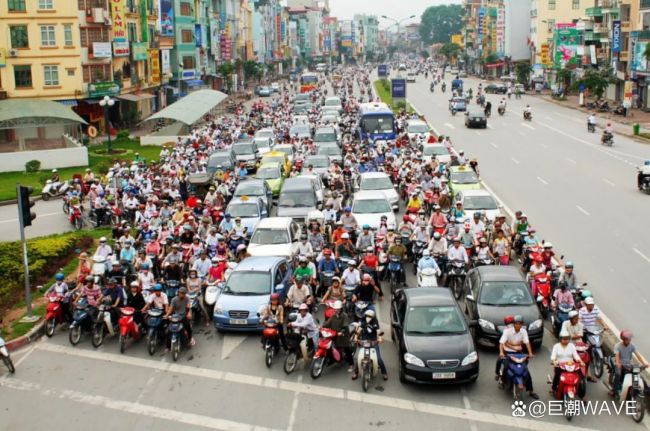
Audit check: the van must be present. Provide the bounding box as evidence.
[276,177,321,222]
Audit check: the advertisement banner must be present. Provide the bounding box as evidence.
[478,7,484,45]
[132,42,148,61]
[554,25,581,68]
[161,49,171,74]
[149,49,160,84]
[110,0,127,41]
[277,14,282,46]
[633,41,648,72]
[113,40,130,56]
[612,20,621,53]
[195,24,202,47]
[140,0,148,42]
[496,5,505,55]
[210,22,219,57]
[624,80,633,106]
[88,81,120,98]
[540,43,551,66]
[92,42,112,58]
[378,64,387,77]
[391,78,406,99]
[160,0,174,37]
[451,34,463,47]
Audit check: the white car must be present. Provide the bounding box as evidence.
[271,82,280,93]
[292,115,309,125]
[422,144,452,164]
[248,217,302,257]
[252,136,273,155]
[454,189,503,222]
[323,96,343,114]
[351,191,396,230]
[357,172,399,211]
[406,119,430,141]
[406,72,416,83]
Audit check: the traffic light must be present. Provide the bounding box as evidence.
[17,185,36,227]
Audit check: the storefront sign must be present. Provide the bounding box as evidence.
[195,24,203,48]
[161,49,171,74]
[612,20,621,54]
[391,78,406,99]
[132,42,148,61]
[540,43,551,66]
[92,42,112,58]
[88,81,121,98]
[110,0,127,41]
[182,70,196,80]
[113,40,130,57]
[149,49,160,84]
[160,0,174,37]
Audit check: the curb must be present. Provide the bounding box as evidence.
[5,319,45,352]
[0,195,43,207]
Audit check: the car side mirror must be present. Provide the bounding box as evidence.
[391,321,402,329]
[466,294,475,302]
[468,319,478,327]
[217,282,225,290]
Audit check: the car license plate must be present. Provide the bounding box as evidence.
[229,319,247,325]
[432,372,455,379]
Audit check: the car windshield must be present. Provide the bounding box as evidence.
[290,126,310,136]
[479,282,535,306]
[405,306,466,334]
[232,144,254,155]
[223,271,271,295]
[227,203,259,218]
[361,176,393,190]
[353,199,390,214]
[318,145,341,156]
[306,157,329,168]
[463,195,498,210]
[250,228,290,245]
[254,139,270,149]
[360,115,394,133]
[423,146,450,156]
[469,112,485,118]
[235,182,263,196]
[314,132,337,142]
[255,165,281,179]
[279,191,316,207]
[275,147,293,157]
[256,130,274,138]
[408,124,429,133]
[208,156,231,168]
[450,170,479,184]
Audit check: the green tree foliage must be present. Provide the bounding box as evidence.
[243,60,263,82]
[439,43,462,62]
[419,4,464,45]
[575,69,612,99]
[420,50,430,59]
[515,62,533,84]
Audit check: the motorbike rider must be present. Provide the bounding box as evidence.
[609,330,650,397]
[285,276,314,310]
[292,233,314,257]
[321,276,346,303]
[45,273,72,321]
[484,100,492,117]
[356,225,375,251]
[322,300,354,370]
[524,104,532,119]
[125,281,146,326]
[447,237,469,266]
[578,297,609,332]
[638,160,650,189]
[558,261,577,291]
[165,287,195,346]
[527,256,546,297]
[143,283,169,313]
[602,122,614,144]
[417,249,441,275]
[552,280,575,309]
[497,315,539,399]
[560,310,584,342]
[474,237,494,262]
[336,232,356,261]
[293,256,315,285]
[341,260,361,287]
[352,309,388,381]
[429,205,448,233]
[288,303,319,352]
[100,278,125,326]
[387,236,408,283]
[259,293,287,351]
[588,112,597,130]
[550,330,585,395]
[498,98,507,114]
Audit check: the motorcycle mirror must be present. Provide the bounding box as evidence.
[274,284,285,292]
[468,319,478,328]
[465,294,475,302]
[217,282,225,290]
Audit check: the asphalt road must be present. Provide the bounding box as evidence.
[0,198,72,241]
[406,74,650,356]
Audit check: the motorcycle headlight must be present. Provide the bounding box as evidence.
[478,319,495,331]
[528,319,543,331]
[403,353,425,367]
[461,351,478,366]
[213,304,225,316]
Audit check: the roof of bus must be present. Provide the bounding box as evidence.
[301,72,318,77]
[359,102,393,116]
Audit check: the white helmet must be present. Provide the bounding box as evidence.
[422,249,430,256]
[364,309,375,318]
[559,330,570,338]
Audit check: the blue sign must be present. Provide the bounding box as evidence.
[579,83,586,93]
[195,24,202,47]
[378,64,387,77]
[391,78,406,99]
[612,20,621,53]
[478,7,485,44]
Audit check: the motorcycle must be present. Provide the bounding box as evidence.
[41,179,70,201]
[146,308,165,356]
[411,241,427,274]
[165,279,180,301]
[499,353,531,402]
[585,325,604,378]
[69,298,96,346]
[319,270,335,297]
[587,122,596,133]
[91,297,115,348]
[534,272,552,319]
[550,361,583,421]
[118,306,140,354]
[69,205,84,230]
[472,257,494,268]
[552,303,573,338]
[446,260,467,300]
[353,300,370,323]
[523,111,532,121]
[498,106,505,116]
[388,255,403,293]
[45,293,68,337]
[261,318,280,368]
[322,299,338,321]
[204,282,219,320]
[606,359,647,423]
[0,336,15,373]
[357,339,379,392]
[168,313,189,362]
[284,323,310,375]
[310,327,344,379]
[430,83,435,93]
[417,267,439,288]
[601,131,614,147]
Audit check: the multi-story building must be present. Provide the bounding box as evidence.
[353,14,379,59]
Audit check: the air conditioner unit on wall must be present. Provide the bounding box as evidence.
[9,49,18,57]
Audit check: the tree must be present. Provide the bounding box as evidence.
[576,69,612,99]
[218,61,234,91]
[420,50,430,59]
[243,60,263,82]
[419,4,464,45]
[439,43,461,62]
[644,42,650,61]
[515,62,533,84]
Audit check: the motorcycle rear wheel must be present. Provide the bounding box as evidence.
[69,326,81,345]
[284,352,298,374]
[42,193,50,201]
[74,216,83,230]
[452,277,463,300]
[148,333,157,356]
[513,384,524,403]
[171,339,180,362]
[91,325,105,348]
[310,356,325,379]
[592,354,604,379]
[3,356,15,374]
[362,363,371,392]
[563,393,574,421]
[632,393,645,423]
[45,318,56,337]
[119,334,126,354]
[264,346,273,368]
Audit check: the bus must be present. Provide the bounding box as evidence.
[300,72,318,93]
[357,102,396,142]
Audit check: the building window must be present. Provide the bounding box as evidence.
[548,0,556,10]
[572,0,580,9]
[10,25,29,48]
[148,25,155,44]
[182,55,195,69]
[547,19,555,33]
[43,65,60,86]
[8,0,26,12]
[38,0,53,9]
[181,29,193,43]
[40,25,57,47]
[82,64,110,83]
[14,65,32,88]
[67,68,75,76]
[64,24,73,46]
[180,2,191,16]
[128,23,137,43]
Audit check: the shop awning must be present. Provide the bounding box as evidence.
[185,79,204,87]
[116,93,156,102]
[0,99,87,129]
[145,89,227,126]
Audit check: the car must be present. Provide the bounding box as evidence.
[406,119,430,141]
[270,82,280,93]
[261,151,291,176]
[321,113,340,128]
[449,97,467,112]
[212,256,291,331]
[207,150,236,175]
[448,165,481,199]
[323,96,343,114]
[293,104,310,114]
[406,72,416,83]
[298,173,325,204]
[465,110,487,129]
[484,83,508,94]
[254,127,276,143]
[316,142,342,164]
[304,155,331,178]
[458,70,468,78]
[321,105,340,116]
[454,189,503,222]
[391,287,479,384]
[351,191,396,230]
[398,63,407,71]
[256,86,272,97]
[254,162,285,198]
[294,93,310,103]
[313,126,338,146]
[225,196,268,236]
[273,144,294,162]
[292,115,310,125]
[356,172,399,212]
[233,179,273,213]
[232,141,260,171]
[289,124,311,140]
[421,144,452,164]
[464,266,544,349]
[276,177,321,222]
[248,217,302,257]
[252,136,273,155]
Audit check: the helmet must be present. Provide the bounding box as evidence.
[535,256,544,263]
[433,232,441,240]
[237,244,247,252]
[153,284,163,292]
[270,293,280,301]
[620,330,633,340]
[364,309,375,318]
[568,310,579,319]
[473,212,480,218]
[341,232,349,239]
[559,330,570,339]
[513,315,524,324]
[299,255,308,263]
[298,303,309,311]
[55,273,64,281]
[580,290,592,299]
[178,287,187,294]
[344,206,351,212]
[362,224,370,230]
[504,315,514,325]
[366,246,374,252]
[422,249,430,256]
[402,215,410,222]
[99,237,107,242]
[543,242,553,249]
[332,300,342,310]
[565,261,574,268]
[130,281,139,287]
[584,297,595,305]
[362,274,372,281]
[141,263,149,270]
[348,260,357,266]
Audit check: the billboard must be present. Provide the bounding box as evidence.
[391,78,406,99]
[149,49,160,84]
[92,42,112,58]
[540,43,551,66]
[111,0,127,41]
[554,25,581,68]
[612,20,621,54]
[132,42,148,61]
[633,41,648,72]
[160,0,174,37]
[451,34,463,47]
[378,64,387,77]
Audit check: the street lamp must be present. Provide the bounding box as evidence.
[99,95,115,153]
[381,15,416,49]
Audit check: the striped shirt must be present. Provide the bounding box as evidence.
[579,305,600,328]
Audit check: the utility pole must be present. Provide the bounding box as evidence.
[16,184,38,322]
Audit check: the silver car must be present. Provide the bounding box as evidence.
[357,172,399,212]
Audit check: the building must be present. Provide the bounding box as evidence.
[353,14,379,59]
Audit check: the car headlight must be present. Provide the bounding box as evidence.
[461,351,478,366]
[214,304,225,316]
[403,353,425,367]
[528,319,543,331]
[478,318,495,331]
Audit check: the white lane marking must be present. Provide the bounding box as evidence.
[521,123,536,130]
[633,248,650,264]
[221,334,248,360]
[11,343,38,368]
[444,122,455,129]
[0,377,281,431]
[537,177,548,185]
[575,205,590,216]
[475,131,482,136]
[487,124,494,129]
[511,157,520,165]
[35,342,589,431]
[603,178,616,187]
[566,158,577,165]
[135,374,157,404]
[0,211,62,224]
[490,142,498,149]
[287,376,301,431]
[461,387,479,431]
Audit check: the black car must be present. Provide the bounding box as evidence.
[464,266,543,349]
[465,111,487,128]
[484,83,508,94]
[391,288,479,384]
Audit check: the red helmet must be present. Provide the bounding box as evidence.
[402,215,410,222]
[504,315,514,325]
[620,330,633,340]
[323,248,332,256]
[270,293,280,301]
[535,256,544,263]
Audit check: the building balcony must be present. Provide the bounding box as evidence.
[638,29,650,40]
[598,0,613,7]
[593,24,608,33]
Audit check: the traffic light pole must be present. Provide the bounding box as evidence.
[16,184,38,322]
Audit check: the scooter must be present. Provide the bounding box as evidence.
[118,306,140,354]
[165,279,180,301]
[69,205,84,230]
[146,308,165,356]
[575,341,591,393]
[45,293,68,337]
[41,179,70,201]
[550,361,583,421]
[601,131,614,146]
[168,313,189,362]
[523,111,532,121]
[322,300,338,321]
[411,241,427,274]
[91,297,115,348]
[261,318,280,368]
[552,303,573,338]
[606,359,647,423]
[357,339,379,392]
[499,353,531,402]
[204,282,219,320]
[353,301,370,323]
[284,320,310,375]
[587,122,596,133]
[446,260,466,300]
[0,336,15,373]
[69,298,96,346]
[310,327,344,379]
[498,106,505,116]
[388,255,403,293]
[585,325,604,378]
[417,267,439,287]
[534,272,552,319]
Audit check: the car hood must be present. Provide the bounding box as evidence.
[367,187,399,203]
[264,178,283,190]
[248,243,292,257]
[477,303,540,329]
[237,216,260,233]
[353,212,396,230]
[423,154,451,164]
[216,291,269,316]
[277,206,313,219]
[404,332,474,360]
[236,154,256,161]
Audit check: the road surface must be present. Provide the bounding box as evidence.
[0,198,72,241]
